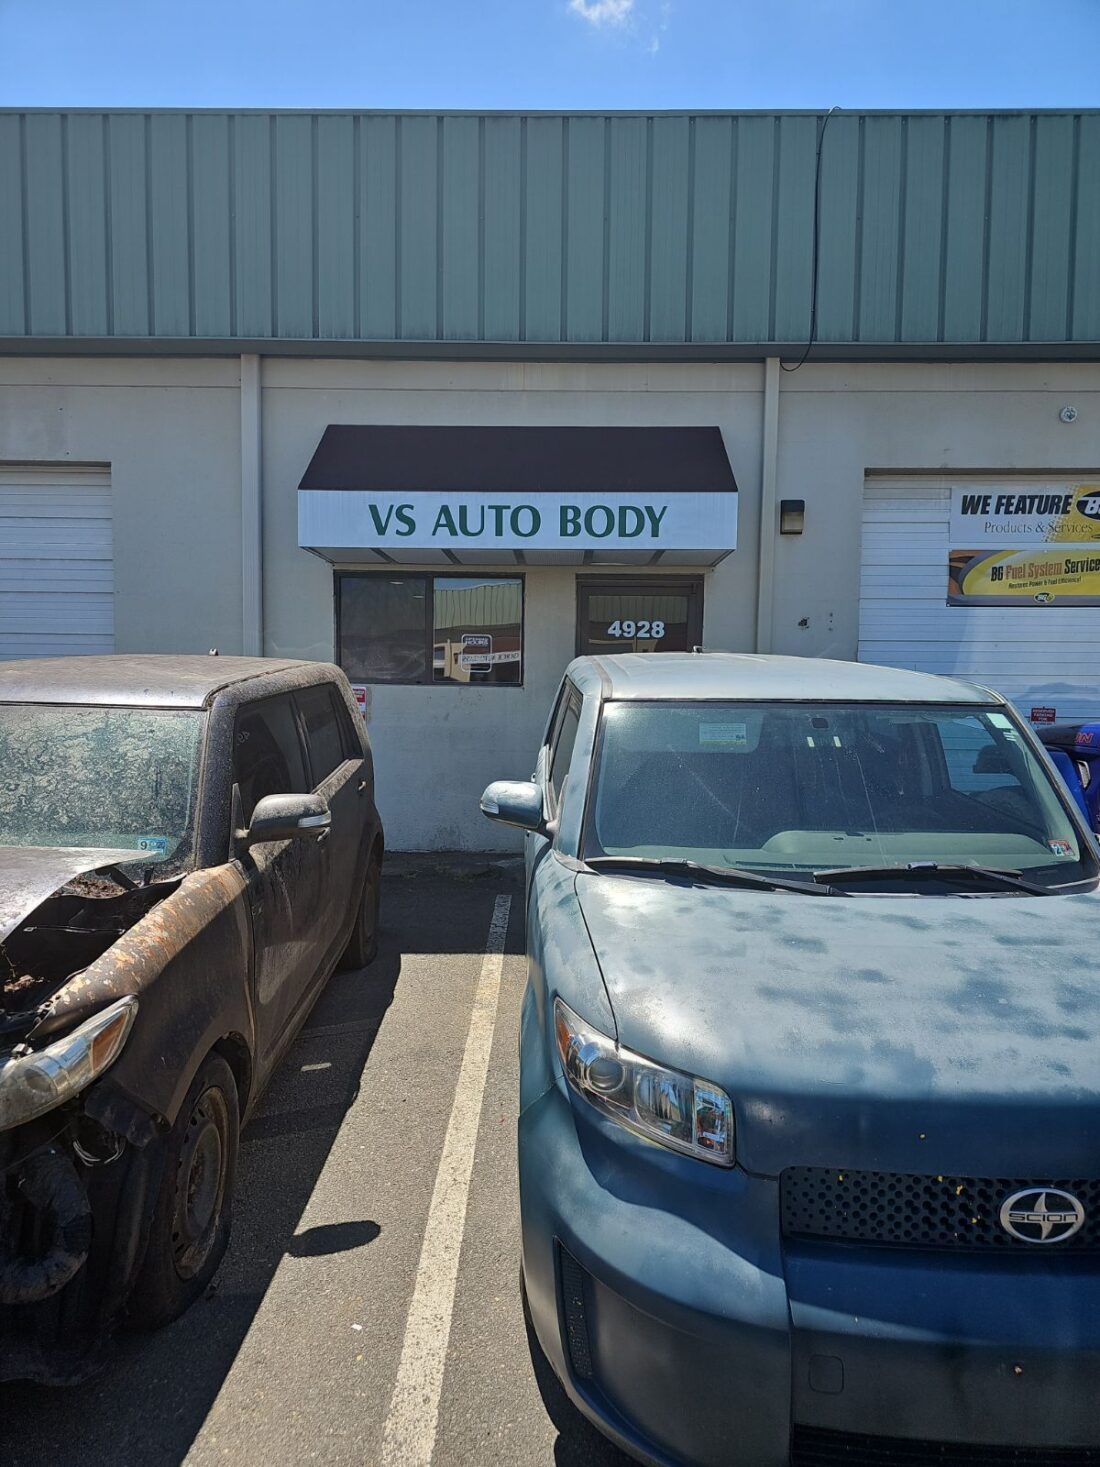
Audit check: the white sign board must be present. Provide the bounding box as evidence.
[299,489,737,553]
[950,483,1100,545]
[459,633,492,670]
[350,684,372,723]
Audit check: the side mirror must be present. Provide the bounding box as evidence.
[479,780,546,834]
[244,792,331,846]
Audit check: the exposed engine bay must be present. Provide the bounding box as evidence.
[1,872,174,1042]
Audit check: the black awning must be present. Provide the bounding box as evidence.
[297,424,738,566]
[298,425,738,496]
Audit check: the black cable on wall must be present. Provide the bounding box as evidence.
[781,105,839,373]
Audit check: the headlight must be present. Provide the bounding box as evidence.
[554,998,734,1167]
[0,996,138,1133]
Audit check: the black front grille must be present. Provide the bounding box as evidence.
[791,1426,1100,1466]
[781,1168,1100,1250]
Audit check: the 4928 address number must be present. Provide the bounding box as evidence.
[605,619,666,639]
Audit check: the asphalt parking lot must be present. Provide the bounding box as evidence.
[0,859,630,1467]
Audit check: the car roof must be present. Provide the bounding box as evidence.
[565,652,1000,705]
[0,655,331,709]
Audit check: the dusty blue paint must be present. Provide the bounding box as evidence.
[0,109,1096,352]
[508,651,1100,1466]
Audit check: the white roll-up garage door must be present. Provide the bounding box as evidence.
[859,475,1100,722]
[0,463,114,660]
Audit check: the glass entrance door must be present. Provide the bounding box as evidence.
[576,578,704,657]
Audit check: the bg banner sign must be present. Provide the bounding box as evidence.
[948,483,1100,606]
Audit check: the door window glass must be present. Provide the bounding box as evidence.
[297,684,348,787]
[234,696,308,824]
[549,699,581,810]
[577,580,702,656]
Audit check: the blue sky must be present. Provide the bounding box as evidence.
[1,0,1098,110]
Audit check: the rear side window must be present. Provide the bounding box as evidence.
[297,683,349,786]
[234,695,308,823]
[549,697,581,811]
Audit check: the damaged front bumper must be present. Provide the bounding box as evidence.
[0,856,177,1383]
[0,1100,164,1384]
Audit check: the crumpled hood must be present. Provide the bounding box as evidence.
[0,845,141,944]
[575,873,1100,1177]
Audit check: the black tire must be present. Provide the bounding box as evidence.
[128,1052,239,1329]
[341,849,382,970]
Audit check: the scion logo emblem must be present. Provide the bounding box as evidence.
[999,1188,1085,1244]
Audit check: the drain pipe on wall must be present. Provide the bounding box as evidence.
[754,356,780,653]
[240,353,264,656]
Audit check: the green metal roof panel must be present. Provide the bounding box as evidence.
[0,109,1096,355]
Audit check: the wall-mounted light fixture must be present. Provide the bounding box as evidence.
[779,499,805,535]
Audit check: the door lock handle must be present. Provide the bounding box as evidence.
[357,779,368,794]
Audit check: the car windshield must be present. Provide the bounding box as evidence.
[0,705,205,874]
[584,700,1097,892]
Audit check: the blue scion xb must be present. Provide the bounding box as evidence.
[479,653,1100,1467]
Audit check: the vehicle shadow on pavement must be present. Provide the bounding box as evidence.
[0,900,404,1467]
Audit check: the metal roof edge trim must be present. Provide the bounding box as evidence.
[2,338,1098,363]
[2,106,1099,119]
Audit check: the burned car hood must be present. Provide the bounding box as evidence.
[0,845,142,944]
[574,872,1100,1178]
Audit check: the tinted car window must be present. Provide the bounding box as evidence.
[549,698,581,811]
[297,684,349,786]
[234,695,308,823]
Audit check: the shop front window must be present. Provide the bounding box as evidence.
[337,573,523,687]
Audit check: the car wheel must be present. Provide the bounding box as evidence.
[341,849,382,970]
[128,1052,239,1329]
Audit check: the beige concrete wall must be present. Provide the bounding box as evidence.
[767,361,1100,661]
[3,353,1098,850]
[259,359,765,850]
[0,357,244,655]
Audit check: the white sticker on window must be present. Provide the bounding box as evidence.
[989,713,1014,730]
[700,723,748,748]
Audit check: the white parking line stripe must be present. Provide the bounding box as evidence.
[380,893,512,1467]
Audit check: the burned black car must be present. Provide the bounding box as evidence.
[0,655,384,1381]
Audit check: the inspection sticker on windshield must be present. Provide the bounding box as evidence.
[1048,839,1074,858]
[989,713,1014,730]
[700,723,748,748]
[135,835,169,858]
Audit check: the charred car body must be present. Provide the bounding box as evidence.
[0,656,383,1381]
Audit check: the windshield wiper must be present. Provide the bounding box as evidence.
[811,861,1049,895]
[585,855,843,896]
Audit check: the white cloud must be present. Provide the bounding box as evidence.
[568,0,635,27]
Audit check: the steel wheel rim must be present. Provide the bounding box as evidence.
[171,1086,230,1280]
